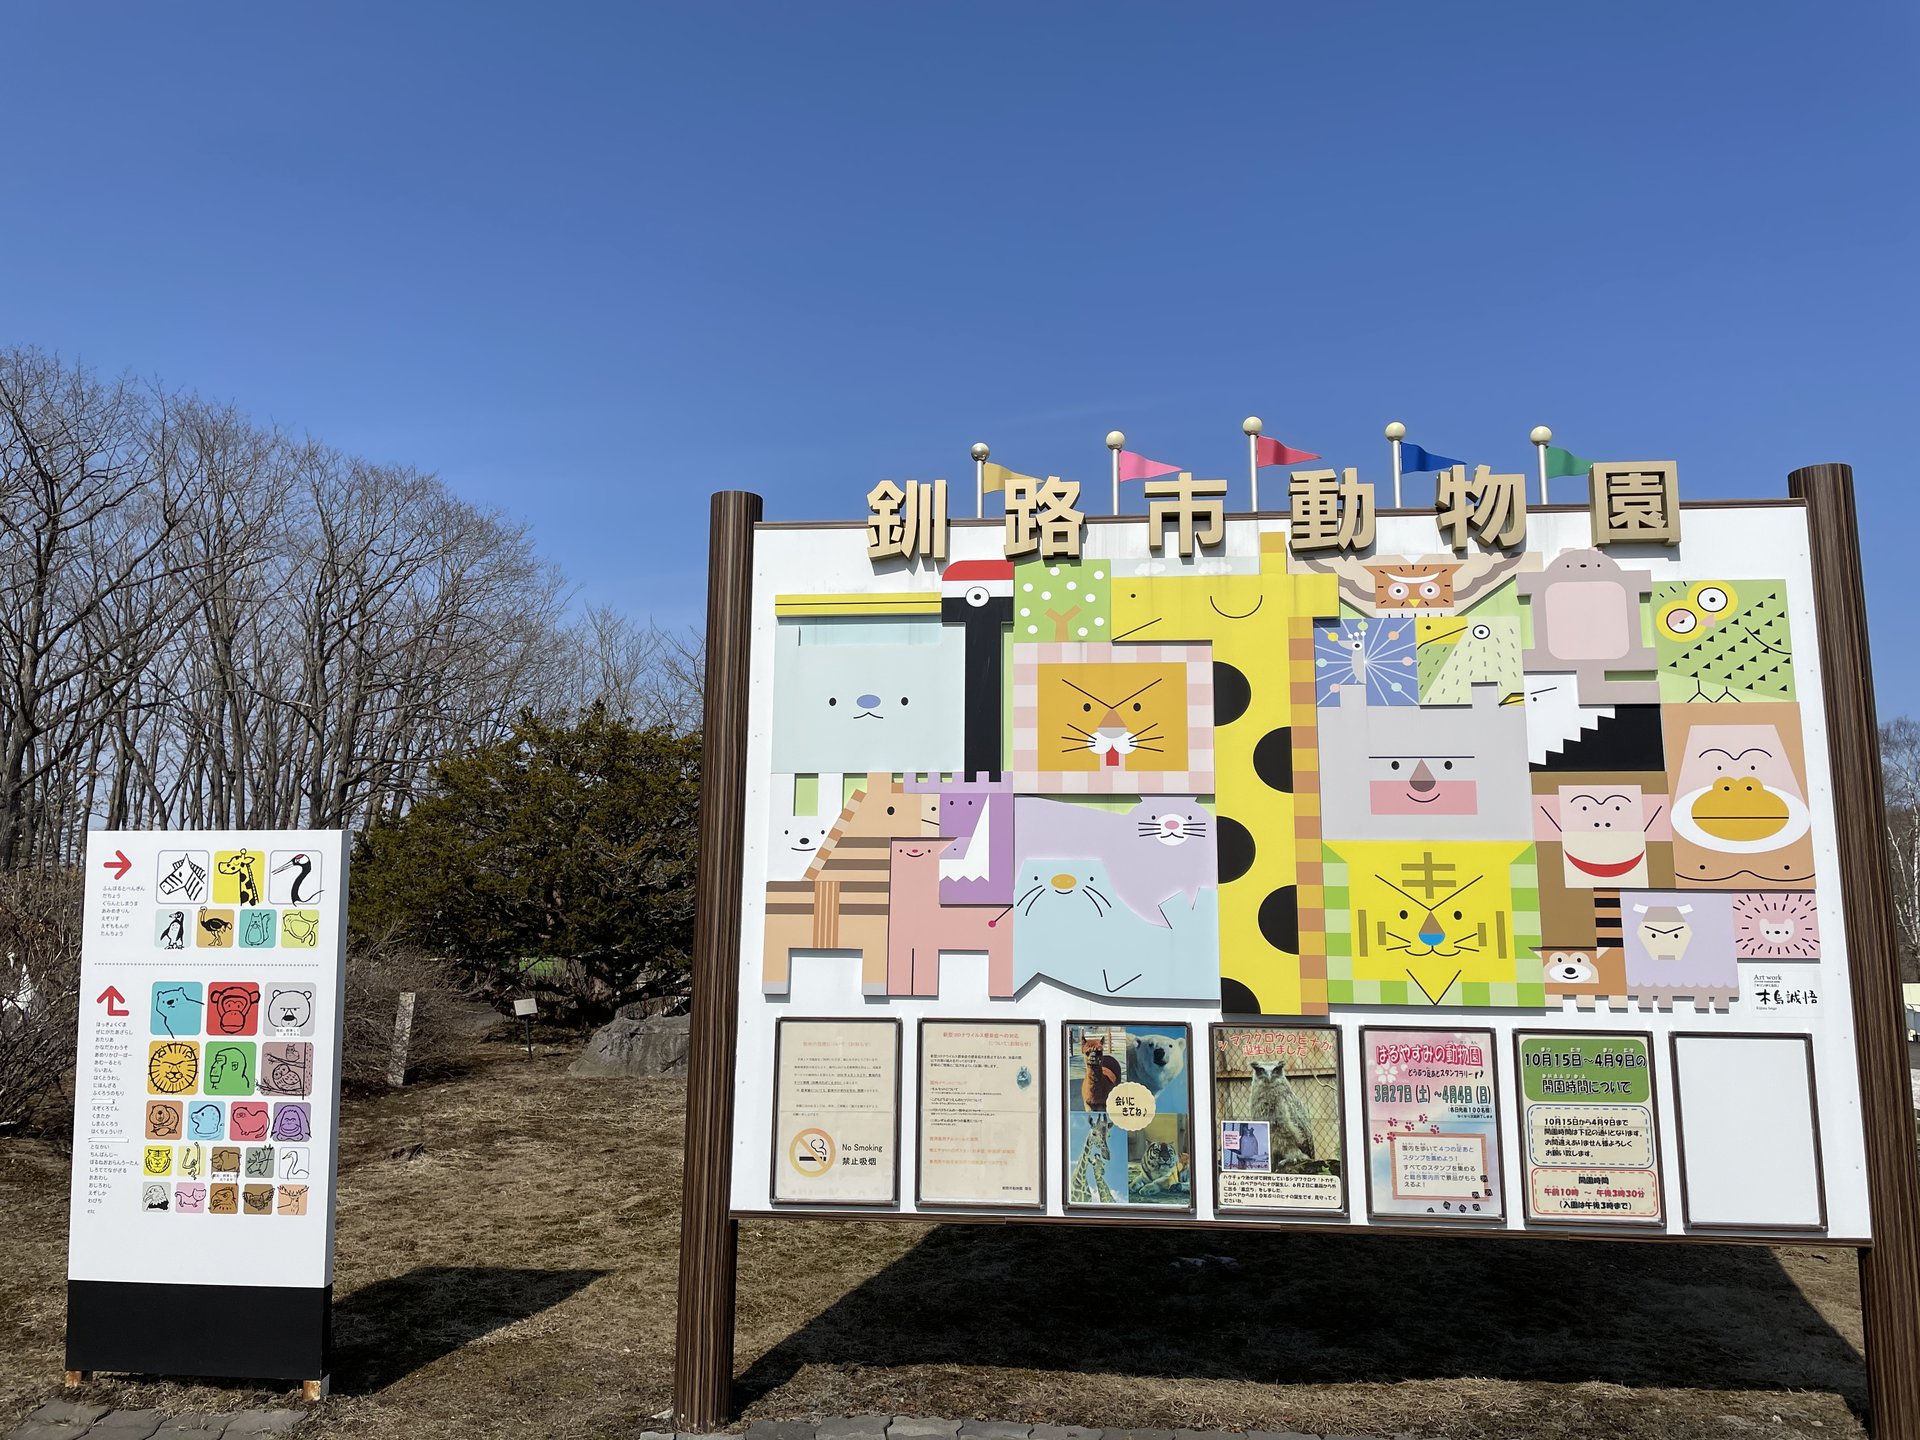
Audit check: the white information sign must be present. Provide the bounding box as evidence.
[68,831,347,1287]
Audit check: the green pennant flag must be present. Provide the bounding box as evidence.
[1544,445,1595,480]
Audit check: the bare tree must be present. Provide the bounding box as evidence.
[1883,717,1920,982]
[0,348,595,868]
[545,606,704,732]
[0,352,199,868]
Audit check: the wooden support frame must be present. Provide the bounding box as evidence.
[672,490,762,1432]
[1790,463,1920,1440]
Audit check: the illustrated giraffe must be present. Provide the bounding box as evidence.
[217,851,262,907]
[1109,533,1340,1015]
[762,774,939,995]
[1069,1113,1116,1204]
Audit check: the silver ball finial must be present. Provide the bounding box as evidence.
[1530,425,1553,446]
[970,442,990,462]
[1384,421,1406,441]
[1242,416,1263,435]
[1105,430,1125,450]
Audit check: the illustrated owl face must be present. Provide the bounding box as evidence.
[1367,563,1459,609]
[1657,582,1736,642]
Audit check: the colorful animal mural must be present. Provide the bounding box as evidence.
[758,537,1818,1020]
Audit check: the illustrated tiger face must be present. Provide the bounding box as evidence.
[1366,563,1459,610]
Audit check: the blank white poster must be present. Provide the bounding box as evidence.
[1672,1034,1824,1230]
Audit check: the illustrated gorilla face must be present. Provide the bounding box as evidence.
[1664,708,1815,889]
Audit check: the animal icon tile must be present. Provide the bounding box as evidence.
[1654,580,1794,703]
[1012,642,1214,794]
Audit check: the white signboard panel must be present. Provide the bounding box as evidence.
[68,830,347,1287]
[725,505,1873,1242]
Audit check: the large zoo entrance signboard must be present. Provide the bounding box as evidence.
[67,830,347,1388]
[675,461,1920,1434]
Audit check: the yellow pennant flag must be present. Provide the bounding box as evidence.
[981,462,1038,494]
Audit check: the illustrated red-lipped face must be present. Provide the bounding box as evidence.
[1535,783,1671,887]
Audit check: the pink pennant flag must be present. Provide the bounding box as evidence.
[1254,435,1322,468]
[1116,449,1181,482]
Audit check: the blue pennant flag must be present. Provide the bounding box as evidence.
[1400,441,1464,474]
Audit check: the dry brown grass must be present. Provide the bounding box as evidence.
[0,1039,1874,1440]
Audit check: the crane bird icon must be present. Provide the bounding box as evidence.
[270,852,322,905]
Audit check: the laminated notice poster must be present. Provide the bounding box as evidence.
[1516,1031,1661,1224]
[917,1020,1043,1208]
[1064,1022,1194,1211]
[772,1018,900,1205]
[1362,1027,1502,1222]
[1211,1025,1345,1215]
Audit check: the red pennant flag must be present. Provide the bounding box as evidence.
[1116,449,1181,482]
[1254,435,1322,468]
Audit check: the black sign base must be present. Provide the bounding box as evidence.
[66,1280,330,1382]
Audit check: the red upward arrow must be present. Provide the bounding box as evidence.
[97,986,128,1017]
[102,850,132,880]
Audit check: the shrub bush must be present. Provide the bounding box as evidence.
[341,935,479,1091]
[0,868,83,1137]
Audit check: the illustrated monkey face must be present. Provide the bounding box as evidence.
[1539,784,1668,887]
[207,983,258,1034]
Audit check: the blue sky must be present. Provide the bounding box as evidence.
[7,3,1916,715]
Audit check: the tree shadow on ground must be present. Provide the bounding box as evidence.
[333,1265,607,1394]
[737,1224,1864,1412]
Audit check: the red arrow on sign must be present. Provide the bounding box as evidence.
[102,850,132,880]
[97,986,128,1017]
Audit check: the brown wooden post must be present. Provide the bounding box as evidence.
[1790,463,1920,1440]
[673,490,762,1431]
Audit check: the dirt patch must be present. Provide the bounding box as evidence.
[0,1041,1872,1440]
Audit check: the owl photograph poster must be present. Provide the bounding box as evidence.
[1211,1025,1344,1215]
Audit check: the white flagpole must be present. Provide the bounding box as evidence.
[971,441,989,520]
[1106,430,1124,516]
[1385,421,1406,508]
[1530,425,1552,506]
[1243,416,1263,513]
